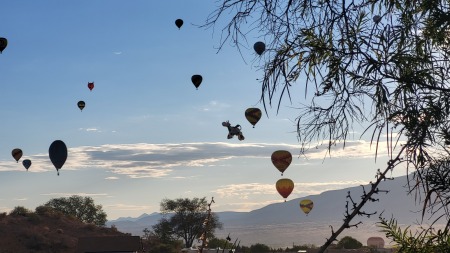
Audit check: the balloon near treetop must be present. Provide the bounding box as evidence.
[271,150,292,175]
[300,199,314,215]
[253,41,266,55]
[276,178,294,201]
[12,148,23,163]
[49,140,68,176]
[245,108,262,128]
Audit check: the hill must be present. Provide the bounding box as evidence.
[108,175,445,248]
[0,210,128,253]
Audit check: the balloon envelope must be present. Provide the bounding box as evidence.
[12,148,23,163]
[22,159,32,171]
[300,199,314,215]
[245,108,262,128]
[253,41,266,55]
[276,178,294,200]
[49,140,67,175]
[271,150,292,175]
[191,75,203,89]
[77,101,85,111]
[0,37,7,53]
[175,19,183,29]
[87,82,94,91]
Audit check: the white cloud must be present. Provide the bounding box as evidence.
[105,203,153,211]
[105,176,119,180]
[40,192,109,197]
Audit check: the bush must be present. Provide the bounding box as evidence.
[9,206,31,216]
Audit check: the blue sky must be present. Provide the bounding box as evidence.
[0,1,407,220]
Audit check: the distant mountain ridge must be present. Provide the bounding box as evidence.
[108,175,443,248]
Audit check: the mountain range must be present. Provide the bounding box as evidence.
[107,175,446,248]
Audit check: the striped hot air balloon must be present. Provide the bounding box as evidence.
[245,108,262,128]
[276,178,294,201]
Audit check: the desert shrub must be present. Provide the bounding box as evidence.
[85,223,97,231]
[0,212,6,219]
[56,228,64,234]
[27,212,42,224]
[9,206,31,216]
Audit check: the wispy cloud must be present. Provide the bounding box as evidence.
[40,192,109,197]
[0,141,392,178]
[105,176,119,180]
[105,203,153,211]
[197,101,231,112]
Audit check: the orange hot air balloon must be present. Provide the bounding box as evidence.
[245,108,262,128]
[271,150,292,175]
[300,199,314,215]
[87,82,94,91]
[276,178,294,201]
[12,148,23,163]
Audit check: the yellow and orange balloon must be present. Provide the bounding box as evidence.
[276,178,294,201]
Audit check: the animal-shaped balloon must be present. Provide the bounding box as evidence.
[222,121,244,141]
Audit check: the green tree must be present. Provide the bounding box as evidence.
[9,206,31,216]
[157,197,222,248]
[42,195,107,226]
[141,228,182,253]
[336,236,363,249]
[249,243,271,253]
[204,1,450,252]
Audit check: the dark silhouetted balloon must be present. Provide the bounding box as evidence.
[276,178,294,201]
[271,150,292,175]
[253,41,266,55]
[0,38,7,53]
[175,19,183,29]
[245,108,262,128]
[300,199,314,215]
[49,140,67,176]
[87,82,94,91]
[77,101,85,111]
[22,159,32,171]
[191,75,203,89]
[12,148,23,163]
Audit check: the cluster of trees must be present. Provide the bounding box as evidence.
[202,0,450,252]
[8,195,107,226]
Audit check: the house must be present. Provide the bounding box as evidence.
[76,236,143,253]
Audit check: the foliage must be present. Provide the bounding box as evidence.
[43,195,107,226]
[204,0,450,252]
[249,243,271,253]
[141,228,183,253]
[157,197,222,248]
[9,206,31,216]
[378,216,450,253]
[336,236,363,249]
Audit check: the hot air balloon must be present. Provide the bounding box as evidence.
[0,37,7,53]
[77,101,85,111]
[276,178,294,201]
[12,148,23,163]
[245,108,262,128]
[22,159,32,171]
[175,19,183,29]
[191,75,203,89]
[49,140,67,176]
[87,82,94,91]
[300,199,314,215]
[271,150,292,175]
[253,41,266,55]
